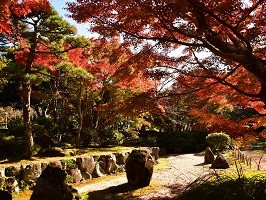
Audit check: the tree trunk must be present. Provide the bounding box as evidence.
[22,30,38,159]
[76,81,83,147]
[22,79,34,159]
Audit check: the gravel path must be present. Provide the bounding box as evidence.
[75,153,212,199]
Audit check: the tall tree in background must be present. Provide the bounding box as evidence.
[78,38,162,145]
[67,0,266,112]
[0,0,90,158]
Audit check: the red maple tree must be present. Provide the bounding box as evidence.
[67,0,266,112]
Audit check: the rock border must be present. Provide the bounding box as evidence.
[0,147,159,194]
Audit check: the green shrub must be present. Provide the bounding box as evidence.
[42,147,63,157]
[61,159,78,169]
[177,172,266,200]
[206,132,231,151]
[0,136,26,157]
[82,128,100,146]
[1,135,16,144]
[32,117,59,138]
[251,141,266,151]
[7,118,24,137]
[100,129,125,147]
[65,174,73,184]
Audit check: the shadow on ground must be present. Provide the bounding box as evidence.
[85,183,140,200]
[85,182,185,200]
[0,157,35,164]
[194,162,208,166]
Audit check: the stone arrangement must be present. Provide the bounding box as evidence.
[204,147,230,169]
[211,154,230,169]
[0,147,160,195]
[204,147,215,164]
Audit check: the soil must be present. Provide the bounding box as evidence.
[75,153,212,200]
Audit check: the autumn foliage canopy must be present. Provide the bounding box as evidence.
[67,0,266,112]
[0,0,265,156]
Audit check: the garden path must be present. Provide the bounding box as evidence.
[75,153,212,199]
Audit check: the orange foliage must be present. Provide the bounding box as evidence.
[176,66,266,114]
[190,108,251,137]
[0,0,50,33]
[67,0,266,110]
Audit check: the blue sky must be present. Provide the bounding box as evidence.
[51,0,93,37]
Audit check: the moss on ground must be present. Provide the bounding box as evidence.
[0,146,134,167]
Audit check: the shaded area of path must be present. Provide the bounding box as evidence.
[75,153,212,199]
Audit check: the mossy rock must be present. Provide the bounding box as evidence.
[42,147,64,157]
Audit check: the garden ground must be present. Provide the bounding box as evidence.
[76,151,266,200]
[13,150,266,200]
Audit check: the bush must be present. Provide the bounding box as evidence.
[0,136,26,157]
[42,147,64,157]
[32,117,59,138]
[251,141,266,151]
[177,172,266,200]
[61,159,78,169]
[7,118,24,137]
[206,132,231,151]
[82,128,100,146]
[100,129,125,147]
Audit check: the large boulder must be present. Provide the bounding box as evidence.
[49,160,62,168]
[92,163,104,178]
[22,164,42,185]
[5,166,21,178]
[106,154,117,174]
[125,150,154,187]
[67,168,82,183]
[0,190,12,200]
[30,166,79,200]
[204,147,215,164]
[115,153,128,165]
[76,156,95,179]
[5,177,19,193]
[97,154,117,175]
[139,147,152,156]
[211,154,230,169]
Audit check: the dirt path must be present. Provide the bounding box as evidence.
[75,153,212,199]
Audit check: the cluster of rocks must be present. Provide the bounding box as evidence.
[0,147,160,196]
[204,147,229,169]
[0,152,129,194]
